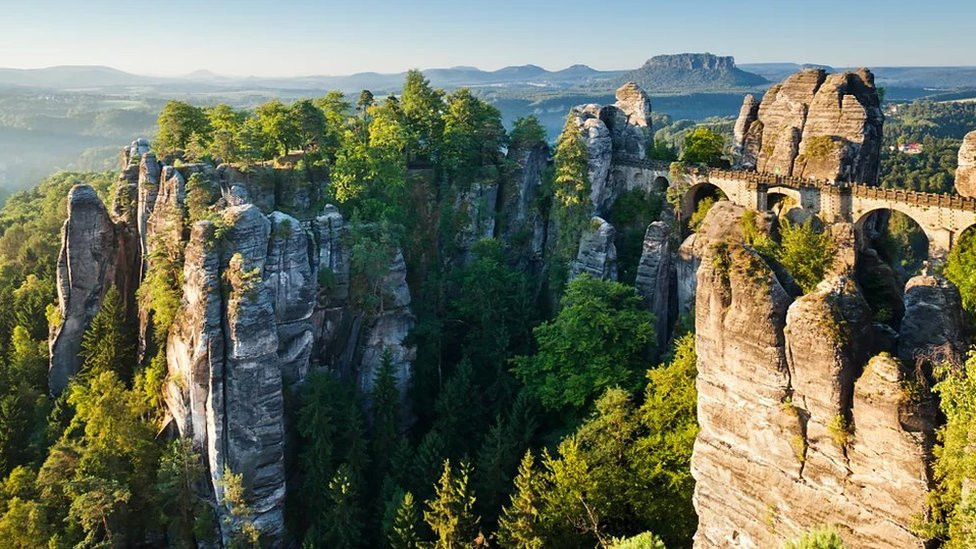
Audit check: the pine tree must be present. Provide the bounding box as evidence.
[388,491,423,549]
[79,287,136,380]
[497,451,545,549]
[474,415,517,526]
[423,460,480,549]
[552,113,591,260]
[322,464,364,549]
[370,349,401,485]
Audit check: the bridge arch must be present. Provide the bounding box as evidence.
[681,181,728,222]
[854,207,933,265]
[652,175,669,193]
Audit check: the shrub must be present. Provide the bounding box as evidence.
[785,526,847,549]
[827,415,853,448]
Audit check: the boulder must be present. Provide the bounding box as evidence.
[600,82,653,164]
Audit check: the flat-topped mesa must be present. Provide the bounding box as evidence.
[732,68,883,184]
[956,131,976,197]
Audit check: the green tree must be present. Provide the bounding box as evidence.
[423,460,480,549]
[680,127,726,167]
[497,451,545,549]
[315,91,352,160]
[290,99,328,153]
[207,104,245,162]
[924,355,976,547]
[79,287,136,380]
[776,219,836,293]
[389,490,423,548]
[945,229,976,316]
[513,275,654,415]
[551,112,592,279]
[155,438,214,547]
[357,90,375,117]
[441,88,505,188]
[155,101,211,158]
[322,464,364,549]
[220,466,261,548]
[400,70,445,161]
[255,99,299,157]
[509,116,548,149]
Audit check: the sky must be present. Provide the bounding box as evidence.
[0,0,974,77]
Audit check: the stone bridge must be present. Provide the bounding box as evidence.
[619,160,976,259]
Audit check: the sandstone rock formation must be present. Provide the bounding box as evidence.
[50,139,420,546]
[570,82,657,216]
[569,216,618,281]
[691,203,939,548]
[735,68,883,184]
[956,131,976,197]
[573,105,615,214]
[731,94,761,169]
[502,141,549,269]
[899,273,967,368]
[49,185,120,394]
[635,221,673,349]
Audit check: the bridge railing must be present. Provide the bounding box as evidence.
[851,185,976,211]
[614,159,976,212]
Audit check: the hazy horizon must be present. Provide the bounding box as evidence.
[2,0,974,78]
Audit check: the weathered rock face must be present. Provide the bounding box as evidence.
[731,95,761,170]
[358,250,416,403]
[601,82,653,164]
[569,217,618,281]
[956,131,976,197]
[570,82,657,216]
[675,201,777,316]
[167,205,287,545]
[453,180,499,265]
[50,138,420,546]
[266,212,316,391]
[692,223,938,547]
[572,105,615,214]
[737,68,883,184]
[502,142,549,267]
[898,274,967,368]
[49,185,120,394]
[635,221,673,349]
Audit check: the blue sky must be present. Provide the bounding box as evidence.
[0,0,973,76]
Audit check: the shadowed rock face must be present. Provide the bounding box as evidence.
[690,204,940,548]
[569,216,618,281]
[49,184,119,394]
[956,131,976,197]
[636,221,673,349]
[738,68,883,183]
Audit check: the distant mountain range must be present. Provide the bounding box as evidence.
[4,55,976,99]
